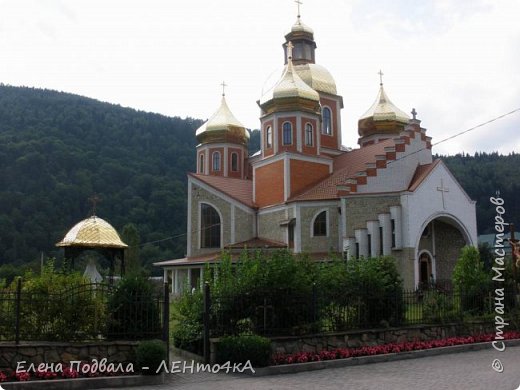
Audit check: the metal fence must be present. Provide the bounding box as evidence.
[208,285,517,338]
[0,280,170,343]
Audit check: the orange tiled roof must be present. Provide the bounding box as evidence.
[189,173,254,208]
[290,139,394,201]
[407,159,440,192]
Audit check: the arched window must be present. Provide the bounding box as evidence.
[266,126,272,148]
[305,123,313,146]
[199,154,204,174]
[231,152,238,172]
[283,122,292,145]
[201,203,220,248]
[212,151,221,171]
[322,107,332,135]
[313,210,327,237]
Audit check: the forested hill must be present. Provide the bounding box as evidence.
[0,85,517,273]
[0,85,203,269]
[439,152,519,234]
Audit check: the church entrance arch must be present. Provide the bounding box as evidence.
[414,213,473,289]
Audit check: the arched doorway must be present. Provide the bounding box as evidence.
[418,251,433,289]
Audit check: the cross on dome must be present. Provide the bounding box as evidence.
[220,81,227,96]
[378,70,384,86]
[286,41,294,61]
[88,194,101,216]
[295,0,303,19]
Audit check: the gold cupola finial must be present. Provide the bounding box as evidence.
[295,0,302,21]
[220,81,227,97]
[378,69,384,86]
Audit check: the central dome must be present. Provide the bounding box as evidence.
[294,63,337,95]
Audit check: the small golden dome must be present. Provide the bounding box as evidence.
[360,85,409,123]
[290,17,314,35]
[195,96,249,145]
[56,216,128,249]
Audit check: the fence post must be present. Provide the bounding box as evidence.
[311,282,317,324]
[162,282,170,367]
[203,282,211,364]
[15,277,22,345]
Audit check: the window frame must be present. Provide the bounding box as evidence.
[305,123,313,146]
[322,107,332,136]
[212,151,221,172]
[282,122,293,145]
[266,126,272,148]
[311,209,328,237]
[231,152,239,172]
[200,202,221,249]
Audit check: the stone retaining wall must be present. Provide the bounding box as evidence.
[0,341,138,371]
[270,322,497,355]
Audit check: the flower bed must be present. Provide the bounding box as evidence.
[0,361,131,383]
[271,331,520,365]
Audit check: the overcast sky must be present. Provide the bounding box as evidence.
[1,0,519,155]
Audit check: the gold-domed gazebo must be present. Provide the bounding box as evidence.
[56,215,128,283]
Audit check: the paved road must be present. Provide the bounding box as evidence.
[102,345,520,390]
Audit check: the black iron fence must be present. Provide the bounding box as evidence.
[0,280,169,343]
[208,285,518,338]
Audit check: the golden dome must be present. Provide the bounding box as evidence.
[290,17,314,35]
[259,56,320,107]
[56,216,128,249]
[360,85,409,123]
[195,96,249,145]
[294,63,337,95]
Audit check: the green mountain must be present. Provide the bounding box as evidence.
[0,85,517,273]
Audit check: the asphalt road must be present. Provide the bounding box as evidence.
[101,345,520,390]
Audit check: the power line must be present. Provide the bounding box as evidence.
[388,107,520,165]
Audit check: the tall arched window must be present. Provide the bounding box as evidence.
[266,126,272,148]
[212,151,221,171]
[313,210,327,236]
[199,154,204,174]
[231,152,238,172]
[283,122,292,145]
[201,203,220,248]
[305,123,313,146]
[322,107,332,135]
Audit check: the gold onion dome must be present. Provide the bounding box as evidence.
[290,17,314,35]
[195,96,248,145]
[56,216,128,249]
[259,44,320,111]
[358,83,410,137]
[294,63,337,95]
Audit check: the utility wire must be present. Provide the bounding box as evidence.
[133,107,520,248]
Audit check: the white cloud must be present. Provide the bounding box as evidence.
[0,0,518,155]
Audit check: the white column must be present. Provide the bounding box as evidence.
[367,220,380,257]
[378,213,392,256]
[355,229,368,258]
[174,269,179,295]
[390,206,402,249]
[346,237,357,259]
[199,268,204,290]
[187,268,192,290]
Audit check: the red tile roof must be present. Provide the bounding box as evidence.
[189,173,254,208]
[407,159,440,192]
[289,139,394,201]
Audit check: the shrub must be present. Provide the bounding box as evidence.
[216,335,271,367]
[136,339,167,375]
[171,289,203,354]
[106,275,161,339]
[422,290,460,323]
[452,246,492,315]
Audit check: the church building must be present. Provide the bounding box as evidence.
[155,13,477,292]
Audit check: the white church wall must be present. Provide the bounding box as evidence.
[401,161,477,250]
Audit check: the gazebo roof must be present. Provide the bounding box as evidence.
[56,216,128,249]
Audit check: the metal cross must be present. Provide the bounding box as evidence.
[378,69,384,86]
[286,41,294,60]
[220,81,227,96]
[411,108,417,120]
[436,179,449,209]
[295,0,303,18]
[88,194,101,216]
